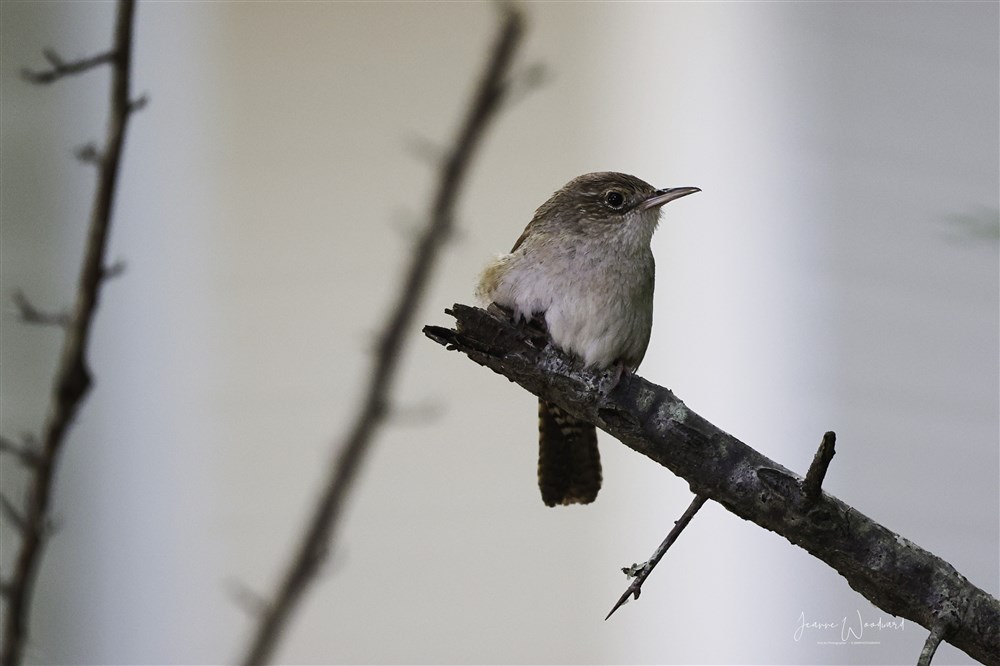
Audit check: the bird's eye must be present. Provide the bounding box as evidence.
[605,190,625,209]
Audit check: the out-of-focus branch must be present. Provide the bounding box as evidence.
[10,290,70,327]
[0,435,41,468]
[424,304,1000,666]
[239,6,528,664]
[2,2,142,663]
[20,47,116,84]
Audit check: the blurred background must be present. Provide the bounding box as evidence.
[1,1,996,664]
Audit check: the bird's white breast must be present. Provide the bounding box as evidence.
[478,219,656,369]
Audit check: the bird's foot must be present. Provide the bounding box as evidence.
[488,302,549,346]
[600,361,633,396]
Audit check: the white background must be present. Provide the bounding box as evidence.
[1,2,997,664]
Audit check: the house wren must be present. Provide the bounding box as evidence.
[476,172,699,506]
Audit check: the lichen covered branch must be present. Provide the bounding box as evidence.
[424,304,1000,666]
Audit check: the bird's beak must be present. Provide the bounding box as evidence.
[640,186,701,211]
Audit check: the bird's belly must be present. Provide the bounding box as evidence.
[489,251,653,370]
[544,290,651,369]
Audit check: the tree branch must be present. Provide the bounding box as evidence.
[20,47,116,85]
[424,304,1000,666]
[2,2,141,663]
[238,7,528,664]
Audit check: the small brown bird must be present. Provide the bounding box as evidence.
[476,172,699,506]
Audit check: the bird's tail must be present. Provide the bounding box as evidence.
[537,399,601,506]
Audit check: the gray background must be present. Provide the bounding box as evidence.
[1,1,997,664]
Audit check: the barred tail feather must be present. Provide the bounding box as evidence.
[537,399,601,506]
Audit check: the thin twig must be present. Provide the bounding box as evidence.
[238,6,527,664]
[226,578,270,618]
[402,133,445,167]
[1,2,140,663]
[74,142,103,165]
[918,623,948,666]
[802,430,836,503]
[20,47,116,84]
[102,259,128,280]
[502,62,549,107]
[128,94,149,113]
[11,290,70,328]
[0,496,28,533]
[0,436,41,468]
[605,494,708,620]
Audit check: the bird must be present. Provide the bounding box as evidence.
[476,172,699,506]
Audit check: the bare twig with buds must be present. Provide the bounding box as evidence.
[2,2,143,663]
[238,6,530,664]
[424,304,1000,666]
